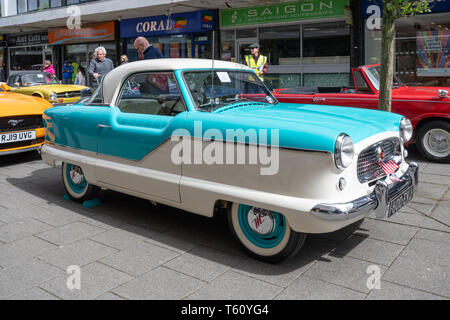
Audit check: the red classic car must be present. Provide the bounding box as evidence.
[273,64,450,163]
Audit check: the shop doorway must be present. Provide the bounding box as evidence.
[236,39,257,65]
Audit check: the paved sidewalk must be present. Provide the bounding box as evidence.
[0,148,449,300]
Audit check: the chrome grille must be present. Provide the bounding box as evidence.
[357,138,401,183]
[0,115,43,133]
[56,91,81,98]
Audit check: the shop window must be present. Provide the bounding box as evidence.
[303,21,350,65]
[395,12,450,87]
[27,0,38,11]
[18,0,28,13]
[303,73,350,88]
[67,0,80,4]
[259,25,300,66]
[220,30,235,62]
[264,74,300,91]
[50,0,62,8]
[236,28,257,39]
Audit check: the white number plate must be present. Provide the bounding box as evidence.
[0,131,36,144]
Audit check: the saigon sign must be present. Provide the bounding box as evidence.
[220,0,348,28]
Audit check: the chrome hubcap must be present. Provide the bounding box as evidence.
[247,207,276,235]
[69,165,84,184]
[424,129,450,157]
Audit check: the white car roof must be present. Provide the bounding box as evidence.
[102,58,252,104]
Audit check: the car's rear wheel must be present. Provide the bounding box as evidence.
[227,203,306,263]
[62,162,98,202]
[416,121,450,163]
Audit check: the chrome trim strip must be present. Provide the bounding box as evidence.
[0,146,39,156]
[277,96,450,104]
[311,162,419,221]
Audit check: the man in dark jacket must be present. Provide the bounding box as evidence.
[134,36,163,60]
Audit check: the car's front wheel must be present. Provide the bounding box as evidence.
[227,203,306,263]
[62,162,98,202]
[416,120,450,163]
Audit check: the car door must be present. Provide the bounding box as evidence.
[95,71,187,202]
[311,69,379,110]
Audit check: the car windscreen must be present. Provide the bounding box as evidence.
[365,66,404,91]
[182,70,278,112]
[22,73,59,85]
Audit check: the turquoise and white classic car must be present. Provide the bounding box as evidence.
[41,59,419,263]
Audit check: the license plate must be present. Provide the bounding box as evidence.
[388,186,414,218]
[0,131,36,144]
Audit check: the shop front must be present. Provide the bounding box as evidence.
[48,21,117,86]
[0,36,6,81]
[363,0,450,86]
[120,10,216,61]
[7,32,51,73]
[220,0,352,89]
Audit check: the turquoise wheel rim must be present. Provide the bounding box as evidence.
[237,204,286,249]
[65,164,87,194]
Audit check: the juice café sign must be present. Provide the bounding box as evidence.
[220,0,348,28]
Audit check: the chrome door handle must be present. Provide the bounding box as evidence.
[97,124,112,128]
[313,97,326,102]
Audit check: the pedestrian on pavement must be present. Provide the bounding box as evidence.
[75,65,86,86]
[244,43,268,82]
[119,55,129,65]
[88,46,114,88]
[62,60,74,84]
[43,60,55,75]
[134,36,163,60]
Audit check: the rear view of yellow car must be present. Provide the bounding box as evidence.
[0,83,52,155]
[7,71,88,104]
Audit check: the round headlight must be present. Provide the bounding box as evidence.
[49,92,57,101]
[335,133,354,170]
[400,117,413,142]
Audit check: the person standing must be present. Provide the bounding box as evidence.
[43,60,55,75]
[75,65,86,86]
[133,36,163,60]
[88,46,114,88]
[244,43,268,82]
[62,61,74,84]
[119,55,129,65]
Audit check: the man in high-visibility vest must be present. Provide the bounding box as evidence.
[244,43,268,82]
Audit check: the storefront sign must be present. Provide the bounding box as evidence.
[120,10,215,38]
[7,32,48,46]
[362,0,450,18]
[48,21,115,45]
[417,30,450,76]
[220,0,348,28]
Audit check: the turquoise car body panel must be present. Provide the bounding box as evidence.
[43,68,404,162]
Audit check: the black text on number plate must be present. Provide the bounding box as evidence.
[388,186,414,218]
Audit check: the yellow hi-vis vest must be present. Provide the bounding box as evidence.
[245,54,267,81]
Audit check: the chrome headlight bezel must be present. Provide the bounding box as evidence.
[49,91,57,101]
[334,133,354,171]
[400,117,413,143]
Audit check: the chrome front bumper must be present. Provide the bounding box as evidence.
[311,162,419,221]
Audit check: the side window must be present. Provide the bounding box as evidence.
[353,70,372,94]
[117,72,185,116]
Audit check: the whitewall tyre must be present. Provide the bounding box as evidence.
[227,203,307,264]
[416,121,450,163]
[62,162,98,202]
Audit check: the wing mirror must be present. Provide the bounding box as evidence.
[14,82,20,88]
[438,89,448,99]
[0,83,11,91]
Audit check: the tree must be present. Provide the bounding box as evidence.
[378,0,430,112]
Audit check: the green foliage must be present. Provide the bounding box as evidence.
[375,0,431,19]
